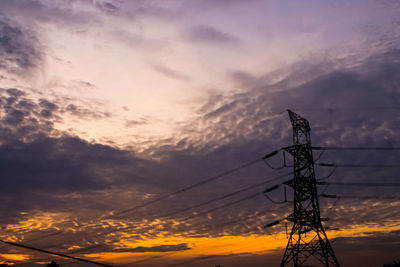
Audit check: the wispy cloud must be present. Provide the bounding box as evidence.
[150,63,192,82]
[184,25,241,45]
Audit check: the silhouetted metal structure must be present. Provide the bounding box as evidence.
[281,110,339,267]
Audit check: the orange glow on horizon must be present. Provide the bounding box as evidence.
[83,221,400,264]
[3,211,400,265]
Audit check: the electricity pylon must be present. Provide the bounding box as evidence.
[281,110,339,267]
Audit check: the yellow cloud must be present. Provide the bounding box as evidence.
[0,254,30,261]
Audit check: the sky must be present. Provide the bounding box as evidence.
[0,0,399,266]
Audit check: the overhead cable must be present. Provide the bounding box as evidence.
[0,239,113,267]
[180,191,262,222]
[312,146,400,151]
[72,168,289,246]
[317,182,400,187]
[318,163,400,168]
[112,151,279,217]
[320,194,400,200]
[159,170,292,218]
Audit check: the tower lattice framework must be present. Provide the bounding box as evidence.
[281,110,340,267]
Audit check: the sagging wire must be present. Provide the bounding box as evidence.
[263,184,290,204]
[317,166,337,181]
[320,194,400,200]
[263,214,292,238]
[111,154,270,217]
[263,151,293,170]
[319,192,342,232]
[318,163,400,168]
[0,239,113,267]
[313,148,326,163]
[316,166,338,197]
[312,146,400,151]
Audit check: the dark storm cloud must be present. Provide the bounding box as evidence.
[0,17,42,73]
[0,88,164,223]
[184,25,240,44]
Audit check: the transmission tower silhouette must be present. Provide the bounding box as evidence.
[281,110,340,267]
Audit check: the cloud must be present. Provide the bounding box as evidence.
[118,243,189,253]
[125,118,149,127]
[0,87,276,249]
[64,103,110,120]
[228,70,258,88]
[0,88,161,218]
[150,63,192,82]
[0,47,399,266]
[67,243,190,254]
[138,48,400,237]
[0,47,392,244]
[93,1,119,14]
[0,0,99,27]
[184,25,240,44]
[0,17,42,74]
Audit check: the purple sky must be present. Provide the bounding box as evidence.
[0,0,399,266]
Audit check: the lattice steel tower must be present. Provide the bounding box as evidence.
[281,110,339,267]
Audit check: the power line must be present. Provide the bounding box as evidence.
[100,191,264,240]
[158,171,292,219]
[263,166,335,204]
[273,107,400,116]
[20,230,64,245]
[106,191,264,240]
[17,153,278,247]
[312,146,400,151]
[17,168,287,259]
[317,182,400,187]
[100,211,271,267]
[318,163,400,168]
[320,194,400,200]
[112,154,275,217]
[77,195,274,266]
[18,155,274,247]
[293,107,400,112]
[0,239,113,267]
[64,170,290,250]
[215,210,272,228]
[180,191,262,222]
